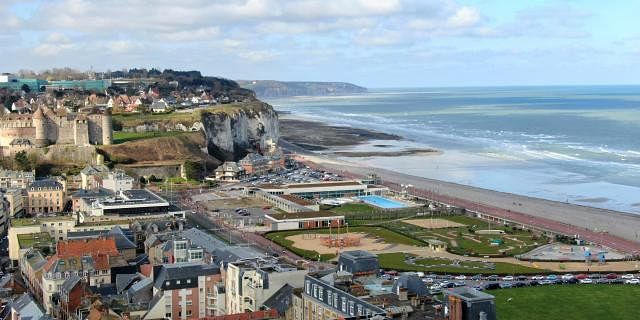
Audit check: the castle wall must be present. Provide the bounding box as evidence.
[46,115,76,145]
[87,116,104,145]
[0,127,35,146]
[73,120,90,145]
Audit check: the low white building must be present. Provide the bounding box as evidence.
[264,211,345,231]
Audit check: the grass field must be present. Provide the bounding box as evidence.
[492,285,640,320]
[113,131,192,144]
[264,226,425,261]
[330,203,378,215]
[378,253,547,275]
[386,215,543,257]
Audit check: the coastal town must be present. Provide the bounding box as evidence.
[0,69,639,320]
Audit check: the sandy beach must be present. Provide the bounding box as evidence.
[278,129,640,255]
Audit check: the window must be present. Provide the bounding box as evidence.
[318,287,323,300]
[166,281,170,286]
[341,298,346,312]
[327,291,332,303]
[165,313,171,318]
[186,301,192,306]
[305,281,310,294]
[187,279,191,284]
[186,310,192,316]
[176,280,181,284]
[313,284,317,298]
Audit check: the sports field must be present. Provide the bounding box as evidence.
[387,215,543,257]
[493,285,640,320]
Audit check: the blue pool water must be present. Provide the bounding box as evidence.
[359,195,408,209]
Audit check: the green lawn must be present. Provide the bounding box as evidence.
[330,203,378,215]
[113,131,192,144]
[378,253,547,275]
[264,226,425,261]
[385,215,542,257]
[493,285,640,320]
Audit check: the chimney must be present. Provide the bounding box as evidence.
[398,288,408,301]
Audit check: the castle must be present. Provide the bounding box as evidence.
[0,106,113,157]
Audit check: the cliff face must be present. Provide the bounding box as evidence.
[237,80,367,98]
[200,102,279,161]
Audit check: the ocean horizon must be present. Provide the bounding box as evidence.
[267,85,640,214]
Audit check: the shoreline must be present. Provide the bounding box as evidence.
[279,139,640,253]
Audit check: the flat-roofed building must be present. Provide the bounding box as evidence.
[264,211,344,231]
[337,251,379,276]
[250,180,388,200]
[255,191,319,213]
[82,189,185,219]
[443,287,497,320]
[0,169,35,189]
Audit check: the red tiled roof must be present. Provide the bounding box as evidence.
[57,238,119,258]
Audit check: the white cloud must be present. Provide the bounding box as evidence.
[33,32,75,56]
[446,6,480,28]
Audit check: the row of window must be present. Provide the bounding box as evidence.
[305,280,372,318]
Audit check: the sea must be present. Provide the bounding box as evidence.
[265,86,640,214]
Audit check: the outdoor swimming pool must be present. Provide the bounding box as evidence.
[359,195,408,209]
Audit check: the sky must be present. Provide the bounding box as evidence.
[0,0,639,88]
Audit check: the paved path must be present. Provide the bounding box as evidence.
[294,152,640,255]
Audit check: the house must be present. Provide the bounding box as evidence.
[41,238,127,313]
[144,263,223,319]
[150,99,169,113]
[225,258,306,315]
[263,211,344,231]
[58,275,89,320]
[213,162,245,181]
[146,237,206,265]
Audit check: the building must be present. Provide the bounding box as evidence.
[80,165,110,190]
[443,287,496,320]
[0,196,8,233]
[4,188,26,217]
[225,258,307,315]
[27,179,65,215]
[145,263,222,319]
[0,169,35,189]
[103,170,135,193]
[250,181,388,200]
[301,273,386,320]
[264,211,345,231]
[337,251,379,276]
[58,275,88,320]
[20,249,48,305]
[256,192,319,213]
[10,293,49,320]
[80,189,184,219]
[0,106,113,157]
[41,238,127,313]
[66,226,138,260]
[213,162,245,181]
[147,237,206,264]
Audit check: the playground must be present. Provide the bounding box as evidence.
[285,232,390,254]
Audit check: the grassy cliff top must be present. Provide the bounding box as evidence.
[113,101,271,128]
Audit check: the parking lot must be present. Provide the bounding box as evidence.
[395,271,640,294]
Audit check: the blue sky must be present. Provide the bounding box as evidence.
[1,0,638,88]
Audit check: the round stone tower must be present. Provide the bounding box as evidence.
[101,109,113,145]
[33,107,49,147]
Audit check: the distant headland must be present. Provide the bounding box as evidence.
[236,80,367,98]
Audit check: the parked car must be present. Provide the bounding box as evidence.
[621,274,636,279]
[516,275,529,281]
[484,283,501,290]
[454,281,466,287]
[624,278,640,285]
[564,278,579,284]
[487,275,499,281]
[471,274,483,281]
[422,278,434,284]
[531,275,545,281]
[574,274,587,280]
[513,282,527,288]
[454,275,467,280]
[579,278,594,284]
[610,278,625,284]
[561,274,574,280]
[546,274,558,281]
[539,280,553,285]
[499,282,513,289]
[606,273,619,279]
[502,276,514,281]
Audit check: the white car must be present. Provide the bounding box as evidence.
[430,284,443,290]
[579,278,593,284]
[422,278,434,284]
[531,275,545,280]
[502,276,514,281]
[454,275,467,280]
[561,274,574,280]
[625,278,640,285]
[621,274,636,279]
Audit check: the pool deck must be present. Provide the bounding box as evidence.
[359,195,409,209]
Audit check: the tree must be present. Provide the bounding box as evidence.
[14,151,32,171]
[183,160,203,180]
